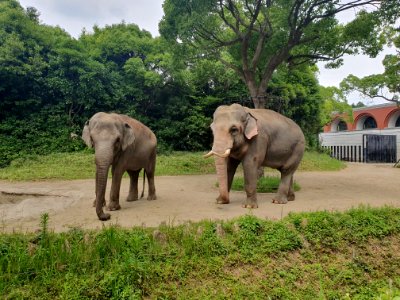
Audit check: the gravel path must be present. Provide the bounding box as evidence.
[1,163,399,232]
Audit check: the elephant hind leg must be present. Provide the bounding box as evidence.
[145,150,157,201]
[287,175,295,201]
[272,170,293,204]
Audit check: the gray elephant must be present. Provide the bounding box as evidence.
[82,112,157,221]
[205,103,305,208]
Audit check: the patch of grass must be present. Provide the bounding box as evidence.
[230,176,301,193]
[0,151,215,181]
[156,151,215,175]
[0,151,96,181]
[2,207,400,299]
[298,151,345,171]
[0,150,344,181]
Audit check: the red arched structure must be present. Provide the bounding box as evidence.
[324,103,399,133]
[353,113,377,131]
[384,108,400,128]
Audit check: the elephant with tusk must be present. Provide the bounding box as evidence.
[82,112,157,221]
[205,103,305,208]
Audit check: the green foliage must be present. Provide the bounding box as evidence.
[288,206,400,249]
[2,207,400,298]
[319,86,353,127]
[266,65,323,147]
[161,0,393,110]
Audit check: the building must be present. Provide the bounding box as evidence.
[319,103,400,163]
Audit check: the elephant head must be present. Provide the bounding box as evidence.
[205,104,258,204]
[82,112,135,220]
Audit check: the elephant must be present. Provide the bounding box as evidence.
[82,112,157,221]
[204,103,305,208]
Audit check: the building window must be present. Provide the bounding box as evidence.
[396,116,400,127]
[337,120,347,131]
[363,116,377,129]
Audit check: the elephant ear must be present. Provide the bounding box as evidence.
[122,123,135,151]
[82,121,92,148]
[244,113,258,140]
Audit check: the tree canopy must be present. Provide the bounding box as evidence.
[160,0,397,108]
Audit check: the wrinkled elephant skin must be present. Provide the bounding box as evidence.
[206,103,305,208]
[82,112,157,221]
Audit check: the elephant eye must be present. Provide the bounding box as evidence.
[230,126,239,135]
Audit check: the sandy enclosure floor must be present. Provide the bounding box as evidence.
[1,163,399,233]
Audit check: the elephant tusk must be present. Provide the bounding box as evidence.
[203,149,231,158]
[212,149,231,158]
[203,150,214,158]
[219,148,231,158]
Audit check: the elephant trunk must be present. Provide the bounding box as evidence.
[207,134,233,204]
[214,156,229,204]
[94,145,113,221]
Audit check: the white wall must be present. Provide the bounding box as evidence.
[319,128,400,161]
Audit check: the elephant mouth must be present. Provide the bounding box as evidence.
[203,148,231,158]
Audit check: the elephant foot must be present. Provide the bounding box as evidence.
[98,212,111,221]
[108,203,121,211]
[242,199,258,208]
[272,197,288,204]
[147,194,157,201]
[126,196,138,202]
[242,197,258,208]
[216,195,229,204]
[242,203,258,208]
[288,193,295,201]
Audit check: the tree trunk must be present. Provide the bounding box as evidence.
[246,77,267,109]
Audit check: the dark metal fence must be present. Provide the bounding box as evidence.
[323,134,397,163]
[363,134,397,163]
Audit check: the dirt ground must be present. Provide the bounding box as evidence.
[1,163,399,233]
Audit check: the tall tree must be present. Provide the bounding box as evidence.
[340,27,400,104]
[160,0,395,108]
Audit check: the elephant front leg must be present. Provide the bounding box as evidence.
[126,170,140,201]
[227,157,240,192]
[108,166,123,211]
[242,158,258,208]
[93,198,106,207]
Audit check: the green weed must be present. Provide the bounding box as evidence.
[2,207,400,299]
[230,175,301,193]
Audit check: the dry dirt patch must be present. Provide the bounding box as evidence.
[0,163,399,233]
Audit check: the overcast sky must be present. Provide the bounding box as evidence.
[18,0,396,104]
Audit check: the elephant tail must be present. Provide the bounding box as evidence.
[140,169,146,199]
